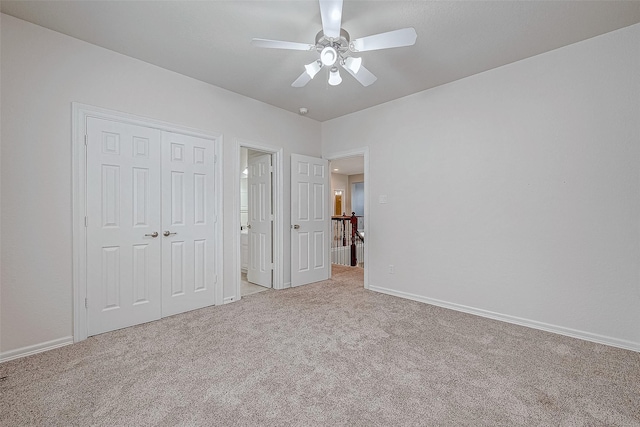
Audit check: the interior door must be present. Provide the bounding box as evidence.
[161,132,216,317]
[86,117,162,336]
[247,153,273,287]
[291,154,330,287]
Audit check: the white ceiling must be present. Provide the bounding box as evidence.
[330,156,364,176]
[2,1,639,122]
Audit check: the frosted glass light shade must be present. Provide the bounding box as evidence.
[320,46,338,66]
[344,57,362,74]
[305,60,322,78]
[328,67,342,86]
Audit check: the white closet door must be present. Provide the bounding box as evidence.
[86,117,162,336]
[161,132,216,317]
[247,153,273,288]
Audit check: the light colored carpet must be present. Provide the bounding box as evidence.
[1,265,639,426]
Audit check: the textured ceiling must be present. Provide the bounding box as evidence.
[2,1,639,121]
[330,156,364,176]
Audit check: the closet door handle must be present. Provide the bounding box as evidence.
[163,231,177,237]
[144,232,159,238]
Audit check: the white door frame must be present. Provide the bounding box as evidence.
[324,147,369,290]
[231,139,284,302]
[72,103,223,342]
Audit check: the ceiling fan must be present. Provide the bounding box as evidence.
[251,0,417,88]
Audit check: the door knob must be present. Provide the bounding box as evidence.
[145,232,159,238]
[293,224,300,229]
[163,231,177,237]
[246,224,252,229]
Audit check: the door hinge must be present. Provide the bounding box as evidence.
[271,263,275,270]
[214,275,218,284]
[84,216,88,227]
[214,154,218,163]
[269,166,273,173]
[84,135,87,146]
[85,298,88,309]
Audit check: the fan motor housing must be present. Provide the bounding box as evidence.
[315,29,350,55]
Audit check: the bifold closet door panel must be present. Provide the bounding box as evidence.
[161,132,216,317]
[86,117,162,336]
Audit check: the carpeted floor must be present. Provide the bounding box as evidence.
[1,265,639,426]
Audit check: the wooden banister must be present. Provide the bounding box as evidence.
[331,213,363,267]
[350,212,358,266]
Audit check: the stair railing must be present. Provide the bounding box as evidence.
[331,212,364,267]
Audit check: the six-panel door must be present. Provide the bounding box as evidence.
[86,118,163,336]
[291,154,330,287]
[247,153,273,288]
[160,132,216,317]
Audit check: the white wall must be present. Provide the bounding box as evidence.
[0,15,3,354]
[330,173,348,215]
[322,24,640,350]
[348,173,365,216]
[0,15,320,355]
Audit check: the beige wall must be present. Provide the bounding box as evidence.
[331,172,365,216]
[348,174,364,216]
[330,173,349,215]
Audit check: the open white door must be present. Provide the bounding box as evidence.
[161,132,216,317]
[291,154,330,286]
[247,153,273,287]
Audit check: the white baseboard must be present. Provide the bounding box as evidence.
[283,281,292,289]
[223,296,237,304]
[369,285,640,353]
[0,336,74,363]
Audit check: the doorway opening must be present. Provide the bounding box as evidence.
[232,140,284,302]
[241,148,273,296]
[326,148,369,289]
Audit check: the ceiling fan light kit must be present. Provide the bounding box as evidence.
[305,60,323,78]
[251,0,417,88]
[343,56,362,74]
[328,67,342,86]
[320,46,338,66]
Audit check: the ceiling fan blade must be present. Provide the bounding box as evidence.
[292,71,312,88]
[251,38,314,51]
[342,63,377,87]
[350,27,417,52]
[319,0,343,39]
